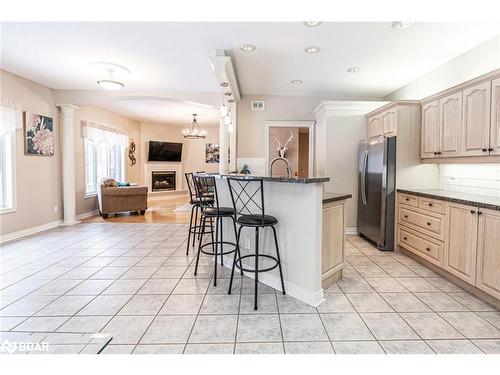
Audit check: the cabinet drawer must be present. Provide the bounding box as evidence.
[398,193,418,208]
[398,206,445,240]
[398,225,443,266]
[418,197,446,214]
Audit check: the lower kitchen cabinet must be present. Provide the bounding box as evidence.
[476,208,500,300]
[444,203,479,284]
[322,200,345,288]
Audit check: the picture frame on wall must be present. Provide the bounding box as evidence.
[23,112,54,156]
[205,143,220,163]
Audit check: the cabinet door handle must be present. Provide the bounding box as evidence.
[403,237,408,241]
[437,151,442,155]
[405,198,410,201]
[428,203,433,207]
[426,222,431,226]
[488,148,494,152]
[404,215,408,219]
[482,148,488,152]
[433,152,438,155]
[426,247,431,252]
[471,210,476,214]
[478,211,483,216]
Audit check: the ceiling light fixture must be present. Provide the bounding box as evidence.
[290,80,303,85]
[303,21,323,27]
[240,44,256,52]
[391,21,414,30]
[182,114,207,139]
[347,67,360,73]
[97,80,125,91]
[304,46,321,54]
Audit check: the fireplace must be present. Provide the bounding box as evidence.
[151,171,176,192]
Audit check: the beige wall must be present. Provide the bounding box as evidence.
[298,131,309,177]
[140,122,219,190]
[0,70,62,236]
[74,106,142,215]
[325,115,367,229]
[237,95,321,158]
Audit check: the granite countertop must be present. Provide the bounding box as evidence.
[197,173,330,184]
[323,192,352,204]
[397,188,500,211]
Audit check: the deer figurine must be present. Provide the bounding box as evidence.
[274,130,294,158]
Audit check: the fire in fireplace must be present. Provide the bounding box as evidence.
[151,171,176,192]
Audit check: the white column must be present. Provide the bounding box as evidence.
[58,104,79,226]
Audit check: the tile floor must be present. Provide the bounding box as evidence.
[1,222,500,354]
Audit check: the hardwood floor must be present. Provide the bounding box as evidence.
[82,193,192,224]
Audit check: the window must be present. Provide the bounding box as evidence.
[0,105,16,213]
[83,124,127,196]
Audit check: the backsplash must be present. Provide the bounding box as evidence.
[439,164,500,197]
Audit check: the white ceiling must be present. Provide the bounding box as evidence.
[1,22,499,103]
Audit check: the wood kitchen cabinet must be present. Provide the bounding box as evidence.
[440,92,462,157]
[476,208,500,300]
[461,81,492,156]
[368,115,383,138]
[421,100,441,158]
[322,200,346,288]
[490,78,500,156]
[444,203,478,284]
[382,109,397,137]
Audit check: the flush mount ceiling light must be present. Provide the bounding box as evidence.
[347,67,360,73]
[182,114,207,139]
[240,44,256,52]
[290,80,303,85]
[391,21,414,30]
[303,21,323,27]
[97,80,125,90]
[304,46,321,54]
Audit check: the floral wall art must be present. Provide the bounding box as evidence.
[24,112,54,156]
[205,143,220,163]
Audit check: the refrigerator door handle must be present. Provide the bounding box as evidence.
[361,149,368,205]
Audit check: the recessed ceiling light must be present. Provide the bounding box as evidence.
[391,21,414,30]
[290,80,303,85]
[347,67,360,73]
[89,61,130,75]
[240,44,256,52]
[304,46,321,54]
[303,21,323,27]
[97,80,125,91]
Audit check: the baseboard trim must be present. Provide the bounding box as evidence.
[221,254,325,307]
[1,219,63,244]
[345,227,358,235]
[76,209,99,220]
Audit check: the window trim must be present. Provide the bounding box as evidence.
[0,131,17,215]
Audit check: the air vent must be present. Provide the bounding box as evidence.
[251,100,265,111]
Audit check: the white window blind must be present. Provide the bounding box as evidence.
[82,121,128,196]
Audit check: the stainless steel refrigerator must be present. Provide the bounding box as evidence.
[357,137,396,251]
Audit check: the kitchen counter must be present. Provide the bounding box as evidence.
[208,173,330,184]
[323,192,352,204]
[397,188,500,211]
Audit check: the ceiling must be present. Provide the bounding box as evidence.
[1,22,499,112]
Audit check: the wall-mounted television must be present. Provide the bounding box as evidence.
[148,141,183,162]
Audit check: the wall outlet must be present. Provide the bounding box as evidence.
[53,206,58,213]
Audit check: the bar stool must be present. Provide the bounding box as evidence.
[185,172,214,256]
[193,175,240,286]
[226,177,286,310]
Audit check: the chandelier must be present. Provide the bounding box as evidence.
[182,114,207,139]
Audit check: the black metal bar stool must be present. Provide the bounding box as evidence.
[226,177,286,310]
[193,175,240,286]
[185,172,214,256]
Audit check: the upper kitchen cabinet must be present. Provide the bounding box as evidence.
[368,114,383,139]
[440,92,462,157]
[490,77,500,156]
[381,109,397,137]
[421,100,440,158]
[461,81,491,156]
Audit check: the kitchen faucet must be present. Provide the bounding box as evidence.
[269,157,292,177]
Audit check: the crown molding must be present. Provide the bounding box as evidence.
[313,100,388,118]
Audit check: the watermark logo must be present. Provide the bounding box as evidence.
[0,340,49,354]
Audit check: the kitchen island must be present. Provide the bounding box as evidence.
[204,174,350,307]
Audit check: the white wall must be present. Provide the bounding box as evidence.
[386,35,500,100]
[439,164,500,197]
